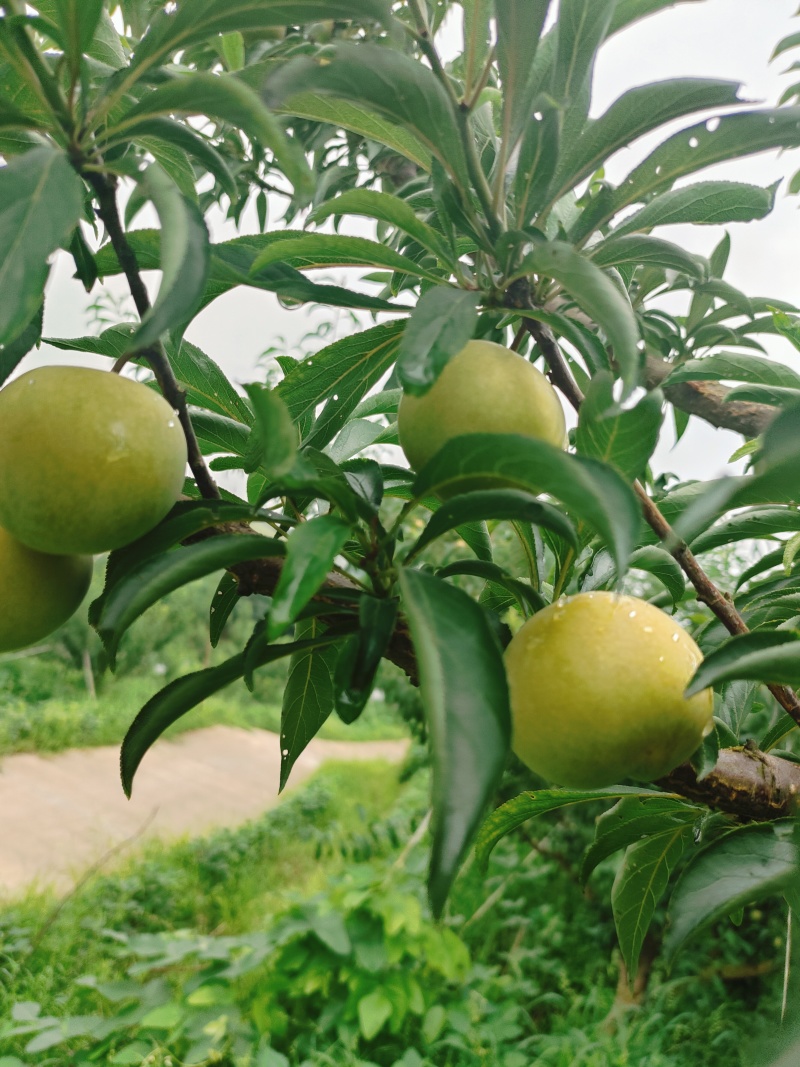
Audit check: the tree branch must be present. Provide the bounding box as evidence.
[644,353,776,438]
[84,172,220,500]
[522,315,800,728]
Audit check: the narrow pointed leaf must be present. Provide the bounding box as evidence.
[582,795,701,883]
[413,433,639,577]
[613,824,694,976]
[96,534,286,663]
[244,383,297,479]
[665,825,798,960]
[610,181,777,238]
[510,241,641,393]
[572,107,800,241]
[334,597,398,723]
[549,79,742,204]
[268,516,352,641]
[665,352,800,390]
[551,0,615,108]
[310,189,455,266]
[408,489,577,561]
[396,287,480,395]
[120,631,338,796]
[127,164,209,351]
[495,0,552,147]
[0,147,83,345]
[280,619,341,790]
[399,569,511,915]
[264,44,469,190]
[590,234,707,278]
[686,631,800,696]
[475,786,665,869]
[209,572,240,648]
[250,232,441,282]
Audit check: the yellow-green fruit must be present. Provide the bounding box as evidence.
[0,366,188,555]
[505,591,713,789]
[397,340,566,474]
[0,526,92,652]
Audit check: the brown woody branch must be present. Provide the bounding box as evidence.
[644,354,776,438]
[523,315,800,729]
[84,172,219,501]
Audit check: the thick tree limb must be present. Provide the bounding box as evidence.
[659,747,800,821]
[644,354,776,438]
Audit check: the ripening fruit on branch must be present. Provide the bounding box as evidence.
[397,340,566,474]
[0,527,92,652]
[505,591,714,789]
[0,366,188,555]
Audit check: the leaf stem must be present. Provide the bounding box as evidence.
[84,172,220,500]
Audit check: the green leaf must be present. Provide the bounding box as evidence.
[278,320,405,449]
[273,92,431,171]
[120,630,338,797]
[109,72,311,198]
[665,825,797,960]
[244,384,297,479]
[475,786,664,869]
[209,572,239,648]
[193,410,250,457]
[725,383,800,406]
[613,823,694,976]
[515,106,561,227]
[280,618,342,790]
[407,489,577,562]
[0,304,42,386]
[128,0,394,78]
[551,0,615,108]
[576,371,663,480]
[495,0,552,149]
[52,0,104,63]
[268,516,352,641]
[128,164,209,351]
[413,433,640,578]
[510,241,641,394]
[0,147,83,346]
[249,231,441,282]
[334,597,398,723]
[396,287,480,395]
[582,795,701,883]
[95,534,286,664]
[691,508,800,556]
[310,189,455,266]
[609,180,777,239]
[399,569,511,916]
[686,631,800,696]
[665,352,800,390]
[358,989,393,1041]
[116,117,236,199]
[437,559,545,616]
[572,107,800,241]
[609,0,705,35]
[462,0,493,95]
[549,79,742,205]
[590,234,707,278]
[264,43,470,190]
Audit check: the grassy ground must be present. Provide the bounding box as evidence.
[0,675,407,758]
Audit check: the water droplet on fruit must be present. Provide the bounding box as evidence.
[672,633,680,642]
[628,610,637,618]
[658,656,665,663]
[643,625,653,634]
[168,420,175,428]
[556,596,567,607]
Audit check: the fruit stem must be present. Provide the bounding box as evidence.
[521,314,800,729]
[85,172,220,501]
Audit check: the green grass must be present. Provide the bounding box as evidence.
[0,674,407,758]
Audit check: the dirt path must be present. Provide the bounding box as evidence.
[0,726,409,897]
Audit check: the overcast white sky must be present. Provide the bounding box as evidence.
[34,0,800,481]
